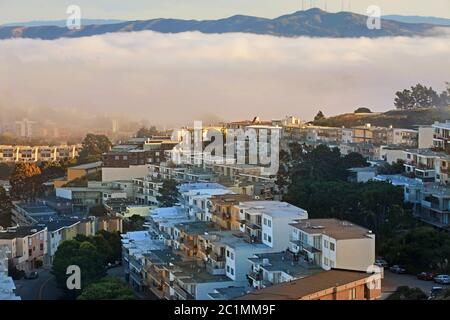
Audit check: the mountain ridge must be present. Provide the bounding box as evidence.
[1,8,449,40]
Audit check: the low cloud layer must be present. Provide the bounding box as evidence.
[1,31,449,126]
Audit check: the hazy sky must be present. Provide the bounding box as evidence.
[0,0,450,24]
[1,31,449,126]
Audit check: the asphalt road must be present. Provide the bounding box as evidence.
[381,270,445,299]
[14,268,63,300]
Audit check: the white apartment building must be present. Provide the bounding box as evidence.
[236,201,308,251]
[289,219,375,272]
[178,183,234,221]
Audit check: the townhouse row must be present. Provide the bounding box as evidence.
[0,145,81,163]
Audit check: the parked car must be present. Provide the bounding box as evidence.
[434,274,450,284]
[24,271,39,280]
[429,287,444,300]
[390,265,406,274]
[417,272,435,281]
[375,259,388,268]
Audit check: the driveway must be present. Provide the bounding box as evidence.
[14,268,64,300]
[381,270,441,299]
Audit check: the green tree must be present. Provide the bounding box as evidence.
[395,83,442,109]
[123,215,146,232]
[342,152,368,168]
[380,227,450,274]
[354,107,372,113]
[9,162,42,200]
[52,240,106,293]
[89,205,106,217]
[314,111,325,121]
[0,186,12,228]
[394,89,415,110]
[78,134,112,164]
[156,179,179,207]
[77,277,135,300]
[136,126,160,138]
[387,286,427,300]
[378,160,405,175]
[0,163,14,180]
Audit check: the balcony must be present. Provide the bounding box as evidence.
[173,283,195,300]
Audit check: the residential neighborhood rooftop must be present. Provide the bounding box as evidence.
[236,270,374,300]
[290,219,373,240]
[0,226,47,239]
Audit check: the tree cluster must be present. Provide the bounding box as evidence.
[394,82,450,110]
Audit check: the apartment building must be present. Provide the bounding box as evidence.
[236,201,308,251]
[102,138,179,182]
[0,246,21,300]
[122,231,165,292]
[289,219,375,272]
[432,120,450,152]
[403,149,446,182]
[178,183,234,221]
[54,161,102,188]
[237,269,381,300]
[0,145,80,163]
[210,194,252,230]
[387,128,418,147]
[0,226,48,272]
[412,183,450,229]
[44,219,81,265]
[172,221,220,259]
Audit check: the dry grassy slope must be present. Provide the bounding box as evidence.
[312,107,450,129]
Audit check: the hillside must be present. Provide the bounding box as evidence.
[312,107,450,128]
[0,9,448,40]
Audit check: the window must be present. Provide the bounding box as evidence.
[231,268,234,275]
[263,233,267,241]
[324,240,329,249]
[267,236,272,243]
[226,250,230,257]
[230,252,234,260]
[268,220,271,227]
[349,288,357,300]
[226,265,230,273]
[324,257,329,266]
[263,218,267,225]
[330,243,335,251]
[123,155,128,160]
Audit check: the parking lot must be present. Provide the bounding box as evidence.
[381,270,446,299]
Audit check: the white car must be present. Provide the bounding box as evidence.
[434,274,450,284]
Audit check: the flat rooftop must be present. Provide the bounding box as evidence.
[172,260,231,284]
[0,226,46,239]
[15,202,57,216]
[404,149,450,160]
[236,269,374,300]
[374,174,422,187]
[208,286,250,300]
[174,221,220,236]
[143,249,182,265]
[239,201,307,219]
[68,161,102,170]
[290,219,373,240]
[210,194,253,205]
[248,252,322,278]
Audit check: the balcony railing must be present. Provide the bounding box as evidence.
[173,283,195,300]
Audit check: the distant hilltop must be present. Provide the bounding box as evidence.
[312,106,450,129]
[1,8,450,40]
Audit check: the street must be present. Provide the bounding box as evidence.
[381,270,442,299]
[14,268,64,300]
